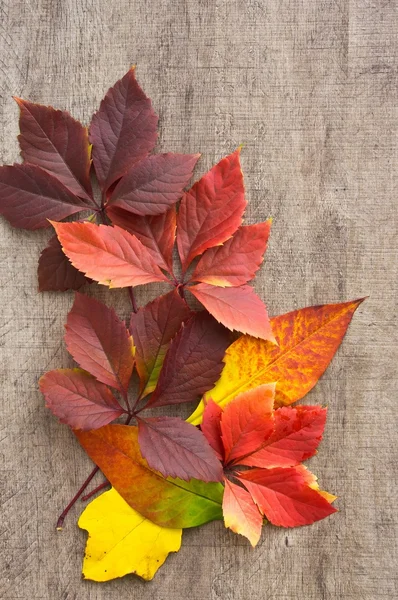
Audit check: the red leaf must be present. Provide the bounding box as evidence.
[15,98,93,202]
[137,416,223,482]
[238,467,337,527]
[191,220,271,287]
[130,290,191,396]
[146,312,231,409]
[107,205,176,271]
[89,68,158,191]
[220,385,275,465]
[52,221,169,287]
[108,153,200,216]
[0,164,88,230]
[65,293,134,393]
[201,399,224,461]
[240,406,327,468]
[189,283,275,342]
[176,150,246,271]
[39,368,125,430]
[222,478,263,547]
[38,234,89,292]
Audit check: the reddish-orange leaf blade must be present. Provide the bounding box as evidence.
[52,221,169,287]
[108,153,200,216]
[189,283,275,342]
[146,312,231,409]
[221,385,275,465]
[223,478,263,547]
[130,290,191,396]
[0,164,88,230]
[177,149,246,271]
[39,368,125,430]
[238,467,337,527]
[191,220,271,287]
[107,205,176,272]
[137,416,223,482]
[38,234,89,292]
[65,293,134,393]
[89,68,158,191]
[15,98,93,202]
[201,399,224,461]
[240,406,327,468]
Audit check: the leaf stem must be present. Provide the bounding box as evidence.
[81,481,110,501]
[56,466,99,530]
[128,287,138,313]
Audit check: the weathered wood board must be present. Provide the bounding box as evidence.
[0,0,397,598]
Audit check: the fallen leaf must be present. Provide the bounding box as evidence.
[200,399,224,460]
[38,234,89,292]
[222,478,263,547]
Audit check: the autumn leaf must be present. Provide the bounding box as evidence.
[177,149,246,271]
[200,399,224,460]
[52,221,169,287]
[39,368,125,430]
[0,164,90,230]
[145,311,231,409]
[89,68,158,191]
[220,385,275,465]
[238,467,336,528]
[15,98,93,202]
[191,220,272,287]
[222,478,263,548]
[239,405,327,468]
[38,234,89,292]
[137,416,223,482]
[129,289,191,397]
[64,293,134,394]
[107,206,176,272]
[75,424,224,528]
[79,487,182,582]
[108,153,200,215]
[189,283,275,342]
[189,299,364,425]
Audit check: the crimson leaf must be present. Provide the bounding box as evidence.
[38,234,89,292]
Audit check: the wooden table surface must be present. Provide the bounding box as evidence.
[0,1,397,598]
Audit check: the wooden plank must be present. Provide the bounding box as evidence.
[0,0,396,598]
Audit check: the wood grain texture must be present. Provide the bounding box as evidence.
[0,0,397,598]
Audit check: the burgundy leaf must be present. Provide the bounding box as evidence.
[0,164,88,230]
[137,416,223,482]
[130,290,191,397]
[15,98,93,202]
[177,149,246,271]
[65,293,134,394]
[189,283,275,342]
[107,205,176,271]
[191,220,272,287]
[146,312,231,409]
[89,68,158,191]
[108,153,200,215]
[38,234,89,292]
[39,368,125,430]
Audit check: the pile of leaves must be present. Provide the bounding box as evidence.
[0,68,363,582]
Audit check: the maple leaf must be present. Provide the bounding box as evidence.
[189,299,365,425]
[89,67,158,191]
[79,487,182,581]
[64,293,134,394]
[0,164,91,230]
[51,221,169,288]
[177,149,247,271]
[191,220,272,287]
[129,289,191,397]
[39,368,125,430]
[75,424,224,528]
[38,234,89,292]
[15,98,93,202]
[107,153,200,216]
[107,205,176,272]
[145,311,231,409]
[201,387,337,545]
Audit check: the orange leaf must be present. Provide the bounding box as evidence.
[222,478,263,547]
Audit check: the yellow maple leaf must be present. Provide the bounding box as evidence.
[78,487,182,582]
